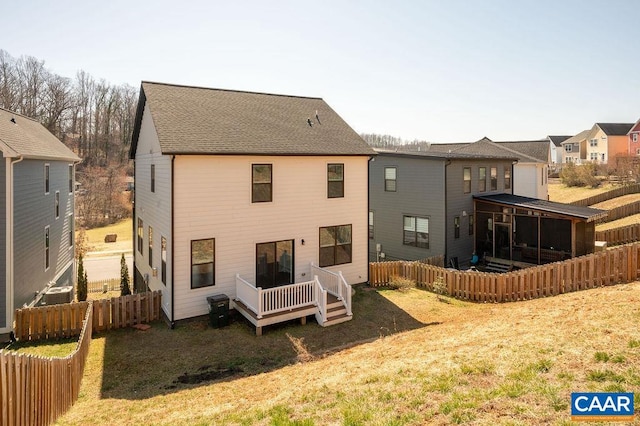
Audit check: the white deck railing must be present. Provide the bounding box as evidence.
[311,263,352,316]
[236,274,319,319]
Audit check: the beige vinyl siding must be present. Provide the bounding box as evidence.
[171,155,369,321]
[133,104,172,318]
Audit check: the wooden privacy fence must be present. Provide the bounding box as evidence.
[14,291,162,342]
[570,183,640,207]
[0,304,93,426]
[596,223,640,246]
[596,200,640,224]
[369,242,640,303]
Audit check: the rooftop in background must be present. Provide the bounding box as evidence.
[474,193,608,222]
[561,130,590,145]
[0,107,80,161]
[547,135,572,146]
[130,81,375,157]
[596,123,634,136]
[374,147,518,161]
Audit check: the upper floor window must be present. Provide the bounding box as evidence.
[589,138,598,147]
[68,164,74,193]
[490,167,497,190]
[69,214,74,248]
[319,225,352,267]
[565,144,573,152]
[504,166,511,190]
[633,133,639,143]
[463,167,471,193]
[327,163,344,198]
[384,167,397,192]
[403,216,429,249]
[44,164,50,194]
[191,238,215,289]
[252,164,272,203]
[478,167,486,192]
[151,165,156,193]
[137,218,144,253]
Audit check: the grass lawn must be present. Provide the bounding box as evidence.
[591,193,640,210]
[81,218,132,253]
[547,181,616,204]
[54,283,640,425]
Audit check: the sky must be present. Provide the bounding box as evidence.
[2,0,639,143]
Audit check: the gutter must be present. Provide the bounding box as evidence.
[444,160,450,266]
[170,155,175,329]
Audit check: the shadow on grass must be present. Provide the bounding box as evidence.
[99,286,434,400]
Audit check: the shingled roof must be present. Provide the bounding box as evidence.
[452,137,543,163]
[493,140,550,162]
[547,135,572,146]
[374,148,518,161]
[130,81,375,157]
[561,130,590,145]
[596,123,634,136]
[0,108,80,161]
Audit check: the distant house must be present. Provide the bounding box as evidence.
[0,108,80,335]
[546,135,572,168]
[583,123,634,164]
[368,149,517,267]
[628,118,640,155]
[130,82,375,330]
[561,130,589,165]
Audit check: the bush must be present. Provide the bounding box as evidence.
[388,275,415,291]
[432,276,449,301]
[120,253,131,296]
[560,162,600,188]
[77,254,87,302]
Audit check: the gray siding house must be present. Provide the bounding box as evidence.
[369,150,516,267]
[0,108,80,334]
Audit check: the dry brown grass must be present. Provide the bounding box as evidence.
[591,193,640,210]
[55,283,640,425]
[548,181,616,203]
[597,213,640,231]
[80,218,132,253]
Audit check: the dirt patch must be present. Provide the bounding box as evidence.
[166,365,244,388]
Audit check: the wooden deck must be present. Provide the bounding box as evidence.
[233,293,350,336]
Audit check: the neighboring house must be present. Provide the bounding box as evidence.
[561,130,589,165]
[546,135,572,169]
[628,118,640,155]
[454,138,549,199]
[130,82,375,330]
[583,123,634,164]
[0,108,80,335]
[368,149,517,267]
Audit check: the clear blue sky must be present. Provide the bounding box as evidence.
[3,0,639,142]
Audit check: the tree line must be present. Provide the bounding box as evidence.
[0,49,137,168]
[360,133,432,151]
[0,49,137,227]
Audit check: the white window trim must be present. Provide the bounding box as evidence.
[44,163,50,195]
[45,226,50,271]
[55,191,60,219]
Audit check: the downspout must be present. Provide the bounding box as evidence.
[7,155,23,332]
[367,155,373,284]
[444,159,451,265]
[170,155,175,329]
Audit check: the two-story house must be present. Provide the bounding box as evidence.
[583,123,634,164]
[368,149,517,267]
[130,82,375,331]
[561,130,589,165]
[0,108,80,335]
[546,135,571,170]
